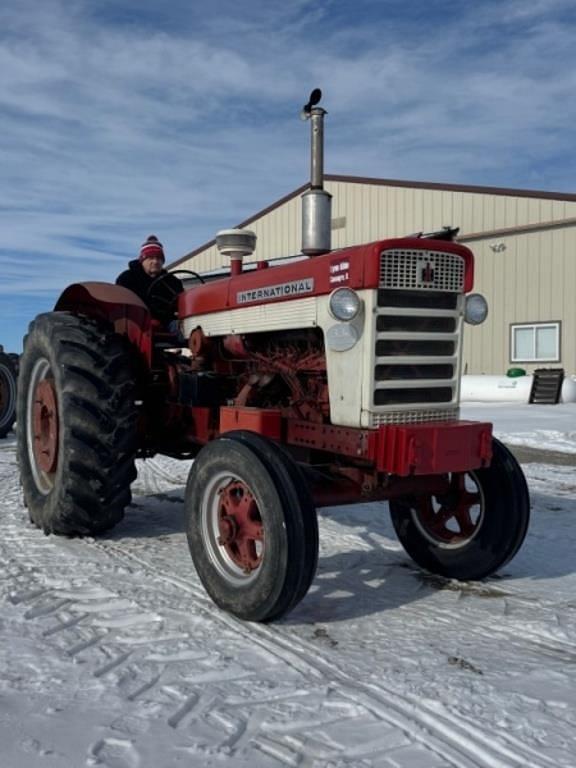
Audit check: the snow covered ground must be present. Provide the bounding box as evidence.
[1,405,575,768]
[461,402,576,455]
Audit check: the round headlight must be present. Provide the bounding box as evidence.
[329,288,361,321]
[465,293,488,325]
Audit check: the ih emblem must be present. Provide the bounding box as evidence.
[421,262,435,283]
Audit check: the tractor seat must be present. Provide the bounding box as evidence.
[151,319,188,350]
[153,331,188,350]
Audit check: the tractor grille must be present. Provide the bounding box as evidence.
[379,249,464,292]
[368,249,464,427]
[371,407,459,426]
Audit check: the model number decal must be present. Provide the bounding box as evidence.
[237,278,314,304]
[329,258,350,285]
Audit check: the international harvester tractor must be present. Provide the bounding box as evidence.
[17,92,530,622]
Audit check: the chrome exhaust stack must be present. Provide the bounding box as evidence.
[301,89,332,256]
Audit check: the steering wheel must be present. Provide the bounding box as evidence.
[146,269,206,314]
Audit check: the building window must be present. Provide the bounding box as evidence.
[510,322,560,363]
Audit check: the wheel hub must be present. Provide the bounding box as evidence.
[218,515,238,545]
[32,379,59,474]
[217,481,263,573]
[417,473,482,546]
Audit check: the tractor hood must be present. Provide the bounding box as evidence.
[178,237,474,319]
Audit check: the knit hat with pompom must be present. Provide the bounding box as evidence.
[139,235,165,263]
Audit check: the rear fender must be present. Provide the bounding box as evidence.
[55,282,153,366]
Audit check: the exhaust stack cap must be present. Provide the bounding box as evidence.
[216,229,257,276]
[300,87,323,122]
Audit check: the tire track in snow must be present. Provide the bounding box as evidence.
[317,505,576,656]
[1,448,571,767]
[90,533,557,768]
[132,459,573,767]
[241,620,557,768]
[3,519,416,766]
[2,515,461,767]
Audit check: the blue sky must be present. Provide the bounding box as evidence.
[2,0,576,352]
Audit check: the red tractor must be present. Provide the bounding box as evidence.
[16,92,529,622]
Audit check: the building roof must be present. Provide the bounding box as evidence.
[168,174,576,269]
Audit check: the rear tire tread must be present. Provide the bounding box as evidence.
[17,312,138,536]
[0,351,18,438]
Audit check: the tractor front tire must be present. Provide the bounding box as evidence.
[17,312,138,536]
[0,352,17,439]
[185,431,319,622]
[389,438,530,581]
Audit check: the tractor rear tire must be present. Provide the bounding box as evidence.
[389,438,530,581]
[185,431,319,622]
[0,352,17,439]
[17,312,138,536]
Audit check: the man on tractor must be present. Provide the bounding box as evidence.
[116,235,183,326]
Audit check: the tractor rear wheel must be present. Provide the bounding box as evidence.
[185,431,318,622]
[0,352,17,439]
[389,438,530,581]
[17,312,138,535]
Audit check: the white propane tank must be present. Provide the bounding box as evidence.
[461,374,576,403]
[461,375,533,403]
[561,375,576,403]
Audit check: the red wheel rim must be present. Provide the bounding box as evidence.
[217,480,264,573]
[32,379,59,474]
[416,473,482,546]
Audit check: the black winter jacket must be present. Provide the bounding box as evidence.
[116,260,184,324]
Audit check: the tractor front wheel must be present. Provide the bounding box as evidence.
[17,312,138,535]
[185,431,318,622]
[389,438,530,581]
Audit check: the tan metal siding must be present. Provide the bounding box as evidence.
[177,181,576,270]
[323,180,576,242]
[462,227,576,374]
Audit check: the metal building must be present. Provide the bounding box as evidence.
[170,175,576,376]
